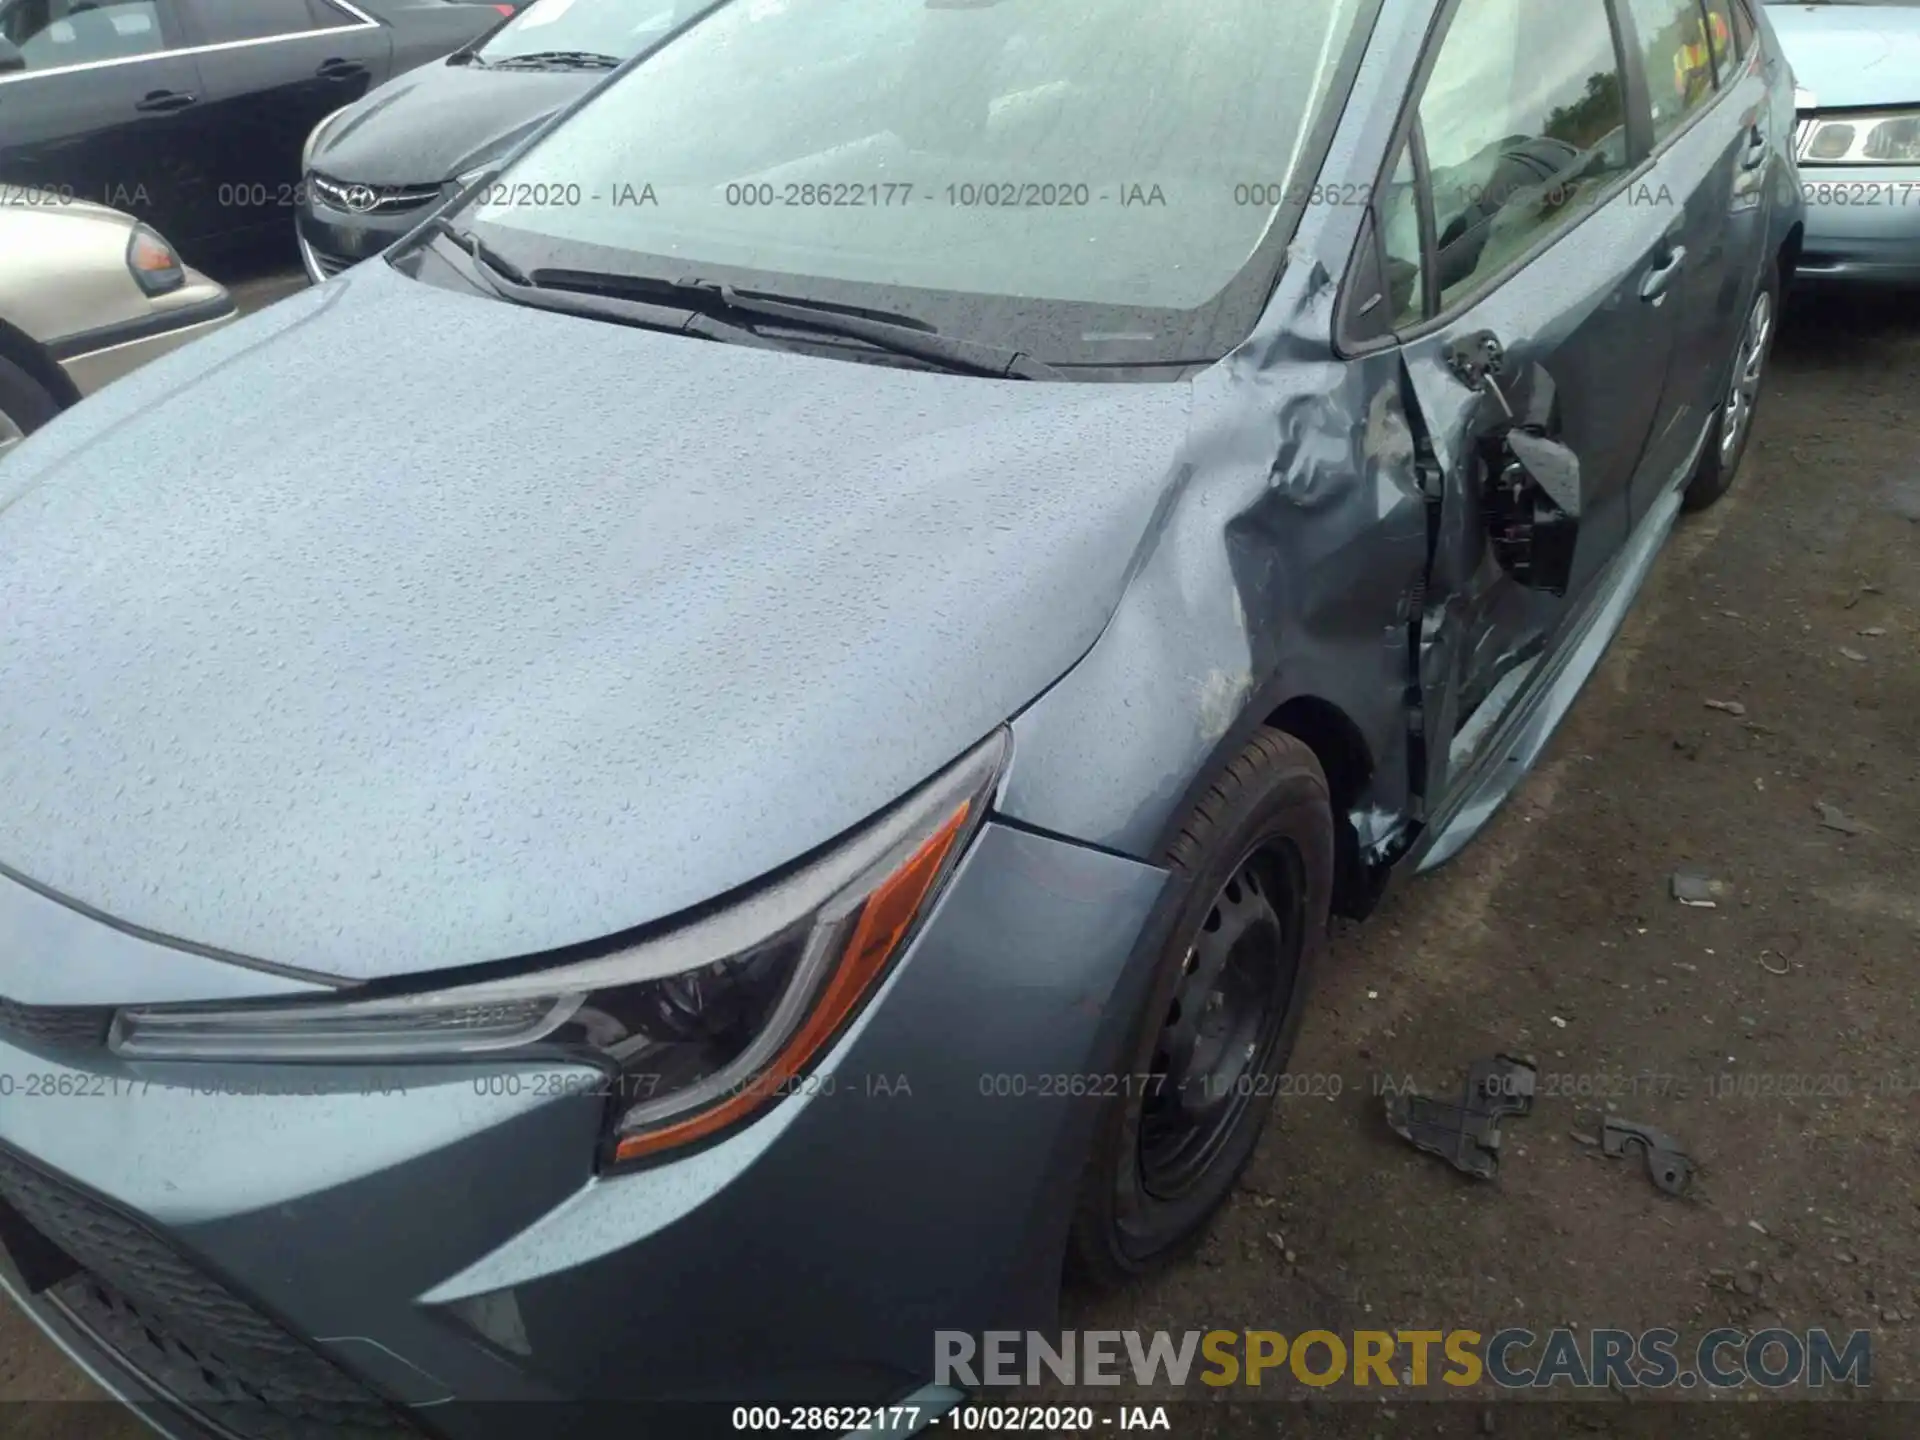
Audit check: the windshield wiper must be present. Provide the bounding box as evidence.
[431,223,793,352]
[424,215,529,285]
[487,49,622,70]
[530,269,1061,379]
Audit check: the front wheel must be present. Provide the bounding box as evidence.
[1682,260,1778,512]
[1066,728,1334,1287]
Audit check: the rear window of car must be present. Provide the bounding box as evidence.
[4,0,167,68]
[179,0,351,43]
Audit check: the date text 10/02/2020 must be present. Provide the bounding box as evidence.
[730,1405,1173,1432]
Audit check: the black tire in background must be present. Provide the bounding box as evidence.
[1067,727,1335,1288]
[1683,259,1780,512]
[0,352,63,460]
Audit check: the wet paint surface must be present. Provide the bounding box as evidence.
[0,265,1188,977]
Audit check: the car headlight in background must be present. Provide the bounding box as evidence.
[1797,108,1920,166]
[110,728,1009,1169]
[125,224,185,296]
[302,104,352,171]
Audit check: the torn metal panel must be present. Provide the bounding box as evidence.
[999,0,1435,862]
[997,328,1430,862]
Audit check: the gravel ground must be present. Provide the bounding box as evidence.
[2,278,1916,1440]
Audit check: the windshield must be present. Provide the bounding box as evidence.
[477,0,695,63]
[459,0,1373,369]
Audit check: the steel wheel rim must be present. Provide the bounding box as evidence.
[0,406,25,462]
[1720,290,1772,465]
[1136,843,1305,1202]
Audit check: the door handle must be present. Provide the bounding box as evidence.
[1741,126,1768,171]
[315,58,368,81]
[1640,244,1686,302]
[133,89,197,113]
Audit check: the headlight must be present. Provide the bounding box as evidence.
[110,728,1008,1168]
[302,104,351,171]
[125,224,185,296]
[1797,108,1920,166]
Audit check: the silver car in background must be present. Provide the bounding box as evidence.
[0,194,235,458]
[1766,0,1920,282]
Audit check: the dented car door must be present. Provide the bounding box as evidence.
[1345,0,1697,822]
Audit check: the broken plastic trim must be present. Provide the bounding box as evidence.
[1384,1054,1536,1180]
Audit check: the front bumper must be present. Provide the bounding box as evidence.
[0,823,1168,1440]
[296,195,447,285]
[1792,165,1920,284]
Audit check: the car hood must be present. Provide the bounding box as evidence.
[309,60,591,186]
[0,262,1191,982]
[1765,4,1920,108]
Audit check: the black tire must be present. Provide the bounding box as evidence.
[1682,259,1779,512]
[1066,727,1334,1288]
[0,352,63,459]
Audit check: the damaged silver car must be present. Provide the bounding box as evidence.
[0,0,1802,1434]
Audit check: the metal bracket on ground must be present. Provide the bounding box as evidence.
[1384,1054,1536,1180]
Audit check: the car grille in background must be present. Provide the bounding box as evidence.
[308,173,445,216]
[0,1147,417,1440]
[0,995,111,1053]
[309,247,354,279]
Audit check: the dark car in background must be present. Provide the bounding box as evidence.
[297,0,695,281]
[0,0,520,260]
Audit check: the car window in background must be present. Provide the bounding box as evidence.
[1415,0,1629,310]
[478,0,695,65]
[464,0,1372,323]
[180,0,338,43]
[1624,0,1722,145]
[1,0,168,68]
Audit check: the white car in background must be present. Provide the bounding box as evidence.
[1765,0,1920,283]
[0,193,234,459]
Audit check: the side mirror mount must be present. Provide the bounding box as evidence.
[0,38,27,75]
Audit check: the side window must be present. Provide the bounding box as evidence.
[1624,0,1721,143]
[1700,0,1741,77]
[1339,139,1427,347]
[1415,0,1629,312]
[1381,143,1425,327]
[1729,0,1757,61]
[182,0,333,42]
[1,0,169,69]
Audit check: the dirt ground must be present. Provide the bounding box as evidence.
[1,281,1916,1440]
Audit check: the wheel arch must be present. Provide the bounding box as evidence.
[1777,220,1803,289]
[0,317,82,412]
[1146,685,1386,921]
